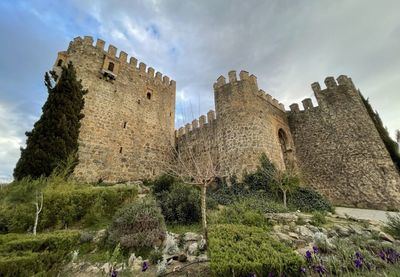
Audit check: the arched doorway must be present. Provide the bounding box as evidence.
[278,128,292,169]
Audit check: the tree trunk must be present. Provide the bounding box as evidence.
[33,192,43,236]
[283,189,287,208]
[201,183,208,241]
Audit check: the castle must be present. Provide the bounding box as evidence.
[53,36,400,209]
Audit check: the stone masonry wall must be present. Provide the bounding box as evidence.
[176,70,295,179]
[288,76,400,209]
[53,36,176,183]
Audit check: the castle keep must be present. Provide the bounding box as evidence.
[54,36,400,209]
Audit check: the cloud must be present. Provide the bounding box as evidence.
[0,0,399,180]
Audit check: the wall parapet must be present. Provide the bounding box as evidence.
[176,109,216,139]
[213,70,285,112]
[68,36,176,89]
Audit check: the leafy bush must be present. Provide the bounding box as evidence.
[289,187,333,212]
[108,198,166,251]
[0,230,80,253]
[208,224,304,276]
[310,211,327,226]
[243,153,276,191]
[0,230,81,277]
[149,248,163,264]
[385,213,400,239]
[209,204,268,228]
[0,179,137,233]
[152,174,175,194]
[156,183,201,224]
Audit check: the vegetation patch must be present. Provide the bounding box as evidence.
[208,224,304,276]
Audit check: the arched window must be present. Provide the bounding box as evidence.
[147,92,152,100]
[108,62,115,72]
[57,59,63,66]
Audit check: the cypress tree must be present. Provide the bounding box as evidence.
[14,62,87,180]
[361,93,400,172]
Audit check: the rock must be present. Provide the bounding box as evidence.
[288,232,299,239]
[314,232,333,251]
[349,225,363,235]
[197,254,208,262]
[308,225,320,233]
[93,229,107,243]
[273,225,282,233]
[379,231,395,242]
[335,225,350,237]
[100,262,111,273]
[184,232,200,242]
[178,253,187,262]
[164,232,179,255]
[187,242,199,255]
[265,213,298,224]
[128,254,143,271]
[275,232,294,242]
[198,237,207,251]
[382,241,393,248]
[86,265,100,273]
[327,229,338,238]
[294,239,307,249]
[296,226,314,238]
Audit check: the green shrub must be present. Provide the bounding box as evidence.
[243,153,276,191]
[210,203,268,228]
[289,187,333,212]
[149,248,163,264]
[208,224,304,276]
[0,181,137,233]
[311,211,327,226]
[152,174,175,194]
[385,213,400,239]
[108,198,166,251]
[156,183,201,224]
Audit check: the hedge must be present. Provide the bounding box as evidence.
[208,224,304,276]
[0,185,137,233]
[289,187,333,212]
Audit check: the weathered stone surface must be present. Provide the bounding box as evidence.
[379,231,395,242]
[53,37,400,209]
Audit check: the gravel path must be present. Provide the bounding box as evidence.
[335,207,399,223]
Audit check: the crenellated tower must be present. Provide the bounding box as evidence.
[288,75,400,209]
[54,36,176,182]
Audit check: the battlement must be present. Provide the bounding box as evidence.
[213,70,285,112]
[67,36,176,89]
[289,75,358,113]
[176,110,216,139]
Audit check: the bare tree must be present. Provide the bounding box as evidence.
[161,141,220,241]
[33,190,43,235]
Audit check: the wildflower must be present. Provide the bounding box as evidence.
[305,250,312,261]
[300,267,306,273]
[355,251,363,260]
[248,273,256,277]
[379,251,386,261]
[313,264,327,275]
[313,246,319,254]
[142,261,149,272]
[354,258,362,269]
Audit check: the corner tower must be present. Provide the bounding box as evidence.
[53,36,176,182]
[288,75,400,209]
[214,70,295,177]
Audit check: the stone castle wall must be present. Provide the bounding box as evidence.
[54,36,176,182]
[52,36,400,209]
[176,70,295,179]
[288,76,400,209]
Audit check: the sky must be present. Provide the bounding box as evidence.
[0,0,399,182]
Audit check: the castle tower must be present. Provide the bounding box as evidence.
[53,36,176,182]
[288,75,400,209]
[213,70,295,177]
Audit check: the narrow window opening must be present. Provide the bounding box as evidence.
[123,121,127,128]
[119,147,123,154]
[147,92,152,100]
[57,59,63,66]
[108,62,115,72]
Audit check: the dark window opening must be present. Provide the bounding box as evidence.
[123,121,127,128]
[108,62,115,72]
[147,92,152,100]
[119,147,123,154]
[57,59,63,66]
